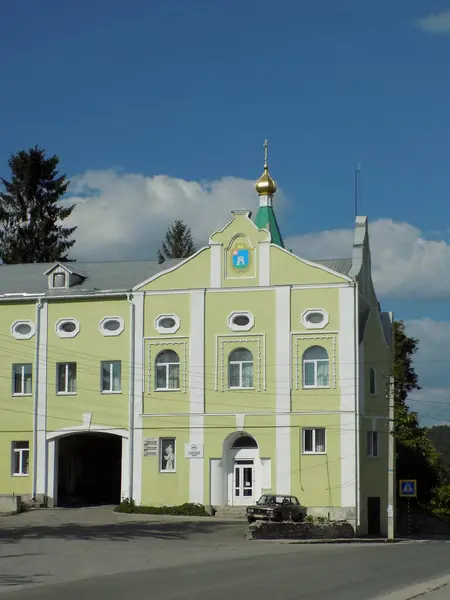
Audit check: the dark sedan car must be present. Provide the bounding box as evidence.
[246,494,307,523]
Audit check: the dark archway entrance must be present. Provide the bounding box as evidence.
[57,432,122,507]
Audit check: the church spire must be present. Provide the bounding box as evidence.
[254,140,284,247]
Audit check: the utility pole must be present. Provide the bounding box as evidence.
[387,375,395,540]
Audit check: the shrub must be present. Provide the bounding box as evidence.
[114,499,209,517]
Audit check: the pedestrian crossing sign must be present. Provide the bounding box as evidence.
[399,480,417,497]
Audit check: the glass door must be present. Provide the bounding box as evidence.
[233,460,254,505]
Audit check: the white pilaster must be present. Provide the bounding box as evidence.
[36,301,48,497]
[189,290,205,503]
[275,286,291,494]
[259,241,270,287]
[210,243,222,288]
[132,292,144,504]
[339,285,357,509]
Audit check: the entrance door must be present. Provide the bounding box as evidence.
[233,460,254,505]
[367,497,381,536]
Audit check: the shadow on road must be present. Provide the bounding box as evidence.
[0,520,244,544]
[0,573,44,588]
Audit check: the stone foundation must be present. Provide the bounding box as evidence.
[246,520,355,540]
[0,494,22,515]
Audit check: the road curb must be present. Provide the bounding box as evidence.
[375,576,450,599]
[248,537,401,544]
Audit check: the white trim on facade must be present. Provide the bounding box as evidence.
[301,308,330,330]
[275,286,291,495]
[189,290,205,503]
[11,320,36,340]
[227,311,255,332]
[154,314,180,335]
[258,241,270,286]
[36,301,48,497]
[55,318,80,338]
[99,316,125,337]
[132,293,144,504]
[338,286,357,511]
[210,243,222,288]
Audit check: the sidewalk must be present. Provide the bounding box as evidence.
[421,585,450,599]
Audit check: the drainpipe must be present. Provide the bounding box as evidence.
[127,293,135,501]
[32,299,43,501]
[353,282,361,535]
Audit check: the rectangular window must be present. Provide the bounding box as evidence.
[303,428,326,454]
[101,361,121,393]
[369,368,376,394]
[159,438,176,472]
[56,362,77,394]
[12,364,32,395]
[12,441,29,476]
[367,431,379,457]
[52,272,66,288]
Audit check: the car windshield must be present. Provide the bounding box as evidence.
[256,495,301,505]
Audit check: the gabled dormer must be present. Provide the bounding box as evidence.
[44,262,86,290]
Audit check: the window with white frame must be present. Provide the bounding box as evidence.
[155,350,180,390]
[159,438,176,472]
[302,346,329,387]
[228,348,254,389]
[52,272,66,288]
[12,441,29,475]
[369,368,376,394]
[101,361,121,393]
[12,364,32,395]
[303,428,326,454]
[56,362,77,394]
[367,431,379,457]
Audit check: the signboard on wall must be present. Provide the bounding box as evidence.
[185,443,204,458]
[143,438,158,457]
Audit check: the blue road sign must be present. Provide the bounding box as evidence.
[399,479,417,498]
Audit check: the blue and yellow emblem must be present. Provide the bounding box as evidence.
[231,244,251,272]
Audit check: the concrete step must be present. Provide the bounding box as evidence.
[214,506,248,520]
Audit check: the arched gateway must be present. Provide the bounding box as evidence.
[46,426,129,507]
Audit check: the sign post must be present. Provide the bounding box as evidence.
[399,480,417,537]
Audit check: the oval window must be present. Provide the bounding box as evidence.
[159,317,176,329]
[60,321,76,333]
[104,319,120,332]
[15,323,32,335]
[306,312,324,324]
[233,315,250,327]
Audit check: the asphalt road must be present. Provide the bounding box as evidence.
[5,540,450,600]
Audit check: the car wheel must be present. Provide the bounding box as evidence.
[247,517,255,524]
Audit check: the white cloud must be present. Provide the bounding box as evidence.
[286,220,450,299]
[65,170,268,261]
[416,10,450,34]
[404,318,450,425]
[66,169,450,299]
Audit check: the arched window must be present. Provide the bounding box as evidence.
[231,435,258,449]
[228,348,253,389]
[155,350,180,390]
[303,346,329,388]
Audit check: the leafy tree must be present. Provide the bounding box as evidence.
[428,425,450,475]
[394,321,447,508]
[157,219,196,264]
[0,146,76,264]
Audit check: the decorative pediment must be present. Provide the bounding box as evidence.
[43,262,86,290]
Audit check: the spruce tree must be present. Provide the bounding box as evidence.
[0,146,76,264]
[157,219,196,264]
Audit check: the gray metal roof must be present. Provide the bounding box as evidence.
[0,255,353,296]
[0,260,181,296]
[314,258,353,276]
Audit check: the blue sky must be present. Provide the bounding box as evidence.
[1,0,450,424]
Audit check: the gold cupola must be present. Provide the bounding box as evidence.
[255,139,277,196]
